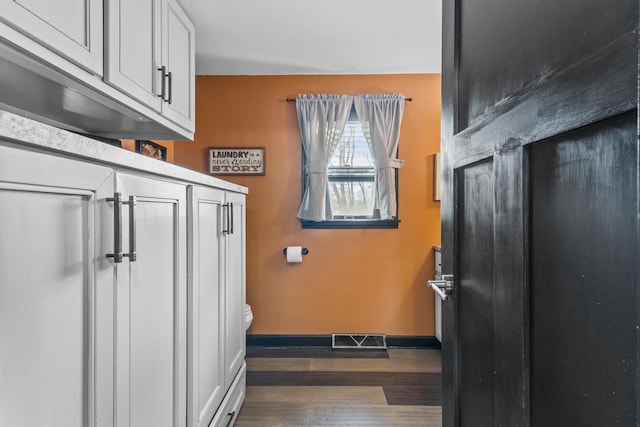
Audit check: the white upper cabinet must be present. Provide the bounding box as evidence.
[0,0,194,139]
[0,0,102,75]
[105,0,195,131]
[161,0,195,131]
[105,0,162,111]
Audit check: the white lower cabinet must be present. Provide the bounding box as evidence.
[0,136,246,427]
[188,186,246,427]
[188,186,226,427]
[106,172,188,427]
[224,191,247,391]
[0,145,113,427]
[209,363,246,427]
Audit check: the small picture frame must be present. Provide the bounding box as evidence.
[209,147,266,176]
[136,140,167,161]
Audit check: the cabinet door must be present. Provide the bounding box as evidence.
[0,145,114,427]
[104,0,162,111]
[187,186,226,427]
[114,173,187,427]
[224,192,246,389]
[161,0,195,131]
[0,0,102,75]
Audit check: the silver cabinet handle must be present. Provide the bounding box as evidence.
[225,411,236,427]
[222,203,236,234]
[157,66,167,99]
[106,192,123,263]
[222,203,230,234]
[428,274,454,301]
[166,71,172,104]
[123,196,137,262]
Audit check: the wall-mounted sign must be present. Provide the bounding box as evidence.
[209,147,265,176]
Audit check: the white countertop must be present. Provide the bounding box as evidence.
[0,110,248,194]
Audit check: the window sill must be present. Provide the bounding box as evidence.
[300,219,399,229]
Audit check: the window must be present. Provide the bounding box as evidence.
[301,107,399,229]
[296,93,404,228]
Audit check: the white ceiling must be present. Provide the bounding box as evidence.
[177,0,442,75]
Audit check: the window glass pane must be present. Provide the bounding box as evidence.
[329,122,373,168]
[328,120,376,217]
[328,179,376,217]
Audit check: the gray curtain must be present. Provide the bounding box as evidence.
[296,94,353,220]
[353,94,405,220]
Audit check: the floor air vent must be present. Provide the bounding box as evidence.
[331,334,387,349]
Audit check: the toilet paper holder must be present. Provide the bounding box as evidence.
[282,247,309,256]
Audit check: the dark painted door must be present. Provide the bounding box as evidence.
[440,1,638,426]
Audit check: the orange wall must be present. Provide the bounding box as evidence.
[174,74,441,336]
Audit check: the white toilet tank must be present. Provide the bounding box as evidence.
[244,304,253,331]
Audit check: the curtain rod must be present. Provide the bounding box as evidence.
[286,97,413,102]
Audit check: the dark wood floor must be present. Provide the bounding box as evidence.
[235,348,442,426]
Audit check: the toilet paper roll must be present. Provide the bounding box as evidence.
[286,246,303,263]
